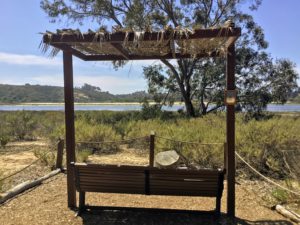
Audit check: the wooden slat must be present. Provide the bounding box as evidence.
[150,168,223,175]
[149,190,216,197]
[150,175,219,180]
[73,164,225,211]
[79,181,144,186]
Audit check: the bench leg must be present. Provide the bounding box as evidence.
[78,191,86,215]
[215,196,221,217]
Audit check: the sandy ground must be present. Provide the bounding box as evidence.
[0,173,296,225]
[88,147,149,166]
[0,142,52,192]
[0,142,298,224]
[0,151,37,175]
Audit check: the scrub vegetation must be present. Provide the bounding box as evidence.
[1,110,300,178]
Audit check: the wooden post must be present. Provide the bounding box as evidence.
[63,50,76,208]
[56,139,64,169]
[149,132,155,167]
[224,142,228,179]
[226,44,236,217]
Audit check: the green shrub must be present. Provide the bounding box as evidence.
[271,188,288,204]
[76,149,93,162]
[0,136,9,148]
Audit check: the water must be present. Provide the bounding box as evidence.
[0,104,299,112]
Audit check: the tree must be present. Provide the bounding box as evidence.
[41,0,299,117]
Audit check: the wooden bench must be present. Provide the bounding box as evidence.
[71,163,224,216]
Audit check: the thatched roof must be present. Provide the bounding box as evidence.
[41,22,241,61]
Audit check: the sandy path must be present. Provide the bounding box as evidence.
[0,151,38,176]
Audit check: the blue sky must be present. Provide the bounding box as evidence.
[0,0,299,94]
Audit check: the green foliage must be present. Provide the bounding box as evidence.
[1,110,300,178]
[76,149,92,163]
[0,136,9,148]
[75,120,121,142]
[140,101,163,120]
[271,188,289,204]
[40,1,299,117]
[0,111,38,140]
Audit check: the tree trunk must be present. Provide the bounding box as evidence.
[184,98,195,117]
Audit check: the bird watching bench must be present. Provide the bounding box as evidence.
[71,162,225,216]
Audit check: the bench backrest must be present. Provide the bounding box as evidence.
[149,167,224,197]
[73,163,146,194]
[73,163,224,197]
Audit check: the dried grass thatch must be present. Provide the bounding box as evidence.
[40,21,239,59]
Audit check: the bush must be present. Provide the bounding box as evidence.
[271,188,288,204]
[236,115,300,178]
[76,149,93,162]
[0,136,9,148]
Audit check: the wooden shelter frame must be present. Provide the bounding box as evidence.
[43,24,240,217]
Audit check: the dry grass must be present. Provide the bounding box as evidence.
[87,145,149,166]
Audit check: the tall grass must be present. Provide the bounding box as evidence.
[1,110,300,178]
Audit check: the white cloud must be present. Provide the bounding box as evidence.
[0,52,61,66]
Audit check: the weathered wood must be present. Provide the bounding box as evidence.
[78,191,86,215]
[110,43,130,60]
[275,205,300,223]
[83,52,220,61]
[0,169,61,204]
[224,142,228,179]
[149,132,155,167]
[72,163,224,215]
[63,50,76,208]
[56,139,64,169]
[226,44,236,217]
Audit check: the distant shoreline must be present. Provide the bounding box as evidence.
[0,102,185,106]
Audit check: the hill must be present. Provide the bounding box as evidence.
[0,83,149,103]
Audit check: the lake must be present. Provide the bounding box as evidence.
[0,104,300,112]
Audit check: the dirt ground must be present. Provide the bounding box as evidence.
[0,172,296,225]
[0,142,298,224]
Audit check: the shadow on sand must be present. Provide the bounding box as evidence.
[79,206,293,225]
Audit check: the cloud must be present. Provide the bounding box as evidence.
[0,52,61,66]
[30,74,147,94]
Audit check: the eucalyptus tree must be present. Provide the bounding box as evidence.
[41,0,298,117]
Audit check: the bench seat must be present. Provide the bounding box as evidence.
[71,163,224,216]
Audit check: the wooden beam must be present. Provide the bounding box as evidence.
[63,51,76,208]
[43,27,241,44]
[226,44,236,217]
[110,43,130,60]
[224,36,239,49]
[83,52,220,61]
[52,44,87,60]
